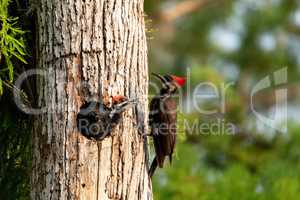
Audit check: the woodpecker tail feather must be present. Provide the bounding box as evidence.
[149,157,158,178]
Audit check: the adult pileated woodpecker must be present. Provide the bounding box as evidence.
[149,73,186,177]
[77,96,136,140]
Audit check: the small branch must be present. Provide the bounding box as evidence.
[2,80,31,105]
[159,0,212,23]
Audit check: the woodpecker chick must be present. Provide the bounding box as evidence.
[149,73,186,177]
[76,96,136,140]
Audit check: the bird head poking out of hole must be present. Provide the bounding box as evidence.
[76,96,136,140]
[112,95,128,104]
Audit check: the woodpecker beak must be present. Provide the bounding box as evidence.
[111,95,138,106]
[171,75,186,87]
[110,96,137,116]
[151,73,167,84]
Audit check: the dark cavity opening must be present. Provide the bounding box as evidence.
[76,101,111,140]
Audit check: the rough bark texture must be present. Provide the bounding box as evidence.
[32,0,152,199]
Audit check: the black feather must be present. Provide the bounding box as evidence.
[149,95,177,175]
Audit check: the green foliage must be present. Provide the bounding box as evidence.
[0,77,3,95]
[0,98,31,200]
[147,0,300,199]
[0,1,31,199]
[153,123,300,200]
[0,0,27,95]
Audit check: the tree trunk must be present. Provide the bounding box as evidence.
[31,0,152,199]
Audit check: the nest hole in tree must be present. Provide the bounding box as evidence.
[76,101,111,141]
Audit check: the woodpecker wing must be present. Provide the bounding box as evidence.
[160,97,177,161]
[150,96,177,168]
[149,96,163,166]
[149,96,160,126]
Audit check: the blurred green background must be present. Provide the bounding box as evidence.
[146,0,300,199]
[1,0,300,199]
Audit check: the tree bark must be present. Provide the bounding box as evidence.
[32,0,152,199]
